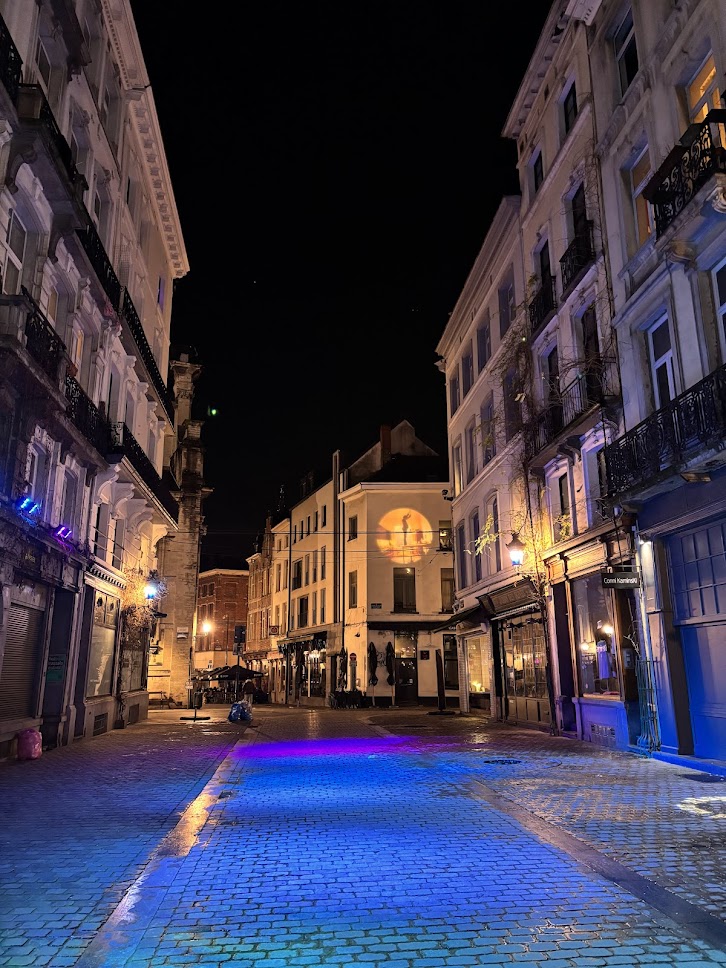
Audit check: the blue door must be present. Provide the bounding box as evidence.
[680,623,726,758]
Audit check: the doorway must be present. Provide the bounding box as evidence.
[394,631,418,705]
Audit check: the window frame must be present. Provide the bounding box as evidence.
[613,8,639,96]
[648,315,676,409]
[348,569,358,608]
[629,146,653,250]
[562,80,578,135]
[393,566,416,613]
[461,341,474,397]
[477,312,491,373]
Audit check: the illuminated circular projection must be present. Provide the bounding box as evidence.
[376,508,433,564]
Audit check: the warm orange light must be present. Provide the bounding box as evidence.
[376,508,433,564]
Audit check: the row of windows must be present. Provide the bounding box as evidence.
[293,505,327,543]
[199,582,215,597]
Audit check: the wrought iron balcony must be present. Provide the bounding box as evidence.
[605,363,726,496]
[16,84,85,193]
[644,109,726,237]
[0,13,21,105]
[76,220,122,311]
[64,376,110,455]
[108,422,178,522]
[527,370,605,457]
[20,287,66,383]
[119,290,174,423]
[528,276,557,337]
[560,221,595,295]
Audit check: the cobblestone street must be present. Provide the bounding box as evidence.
[1,706,725,967]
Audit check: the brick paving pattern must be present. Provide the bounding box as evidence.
[0,705,725,967]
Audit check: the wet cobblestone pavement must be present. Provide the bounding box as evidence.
[1,705,725,967]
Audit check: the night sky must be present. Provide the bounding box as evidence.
[129,2,552,568]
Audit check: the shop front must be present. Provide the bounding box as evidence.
[547,533,643,751]
[277,631,328,705]
[433,604,489,714]
[480,583,552,730]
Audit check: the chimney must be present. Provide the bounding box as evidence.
[380,424,391,465]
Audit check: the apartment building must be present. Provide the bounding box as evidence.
[267,422,454,707]
[590,0,726,761]
[195,568,249,673]
[0,1,188,754]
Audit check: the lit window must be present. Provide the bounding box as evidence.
[394,567,416,612]
[630,148,653,249]
[687,53,720,123]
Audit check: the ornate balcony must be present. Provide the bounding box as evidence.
[560,221,595,295]
[526,370,609,461]
[644,110,726,238]
[16,85,86,197]
[528,276,557,338]
[605,364,726,498]
[64,376,110,456]
[0,12,21,105]
[76,220,122,312]
[119,290,174,423]
[108,422,178,523]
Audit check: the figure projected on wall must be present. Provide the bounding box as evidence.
[376,508,433,563]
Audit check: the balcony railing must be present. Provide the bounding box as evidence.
[64,376,110,455]
[108,422,178,522]
[76,220,122,311]
[528,276,557,336]
[21,287,66,383]
[120,290,174,422]
[605,364,726,496]
[527,370,604,456]
[644,109,726,237]
[0,13,22,105]
[16,84,85,191]
[560,221,595,294]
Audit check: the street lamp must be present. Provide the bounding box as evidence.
[507,532,526,569]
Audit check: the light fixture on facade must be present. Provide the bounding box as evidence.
[202,620,212,635]
[597,620,614,636]
[507,533,526,568]
[681,471,710,483]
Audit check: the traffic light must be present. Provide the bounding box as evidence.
[234,625,246,645]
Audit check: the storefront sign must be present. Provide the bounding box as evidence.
[45,654,66,683]
[601,572,640,588]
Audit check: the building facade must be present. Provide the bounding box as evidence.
[590,0,726,762]
[0,1,188,755]
[194,568,249,673]
[265,422,454,707]
[244,513,273,686]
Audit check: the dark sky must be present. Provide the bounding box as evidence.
[129,2,552,568]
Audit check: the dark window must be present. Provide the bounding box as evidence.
[348,515,357,540]
[556,472,571,541]
[533,151,544,192]
[462,342,474,397]
[393,567,416,612]
[443,634,459,689]
[456,523,467,590]
[480,394,496,464]
[322,505,327,526]
[503,369,522,440]
[450,372,460,415]
[471,511,482,582]
[539,241,552,288]
[441,568,455,611]
[563,82,578,134]
[477,316,491,372]
[498,270,516,337]
[292,559,303,590]
[614,9,639,95]
[298,595,309,628]
[490,498,501,572]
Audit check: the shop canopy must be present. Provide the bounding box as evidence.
[196,666,263,681]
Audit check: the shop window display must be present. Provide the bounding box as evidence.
[572,575,620,696]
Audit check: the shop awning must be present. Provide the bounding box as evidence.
[430,604,489,633]
[277,631,327,653]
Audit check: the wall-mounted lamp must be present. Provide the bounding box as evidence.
[507,532,526,569]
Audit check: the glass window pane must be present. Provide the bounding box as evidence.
[651,319,671,359]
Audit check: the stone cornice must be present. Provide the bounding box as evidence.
[101,0,190,279]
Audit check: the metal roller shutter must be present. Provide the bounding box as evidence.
[0,604,44,720]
